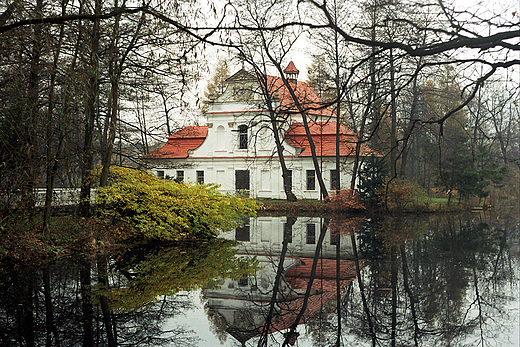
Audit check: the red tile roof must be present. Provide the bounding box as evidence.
[283,61,299,74]
[144,121,377,159]
[144,126,208,159]
[144,66,377,160]
[263,74,335,117]
[286,121,377,157]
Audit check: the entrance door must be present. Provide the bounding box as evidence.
[235,170,250,196]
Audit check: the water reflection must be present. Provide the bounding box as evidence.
[0,239,256,346]
[205,217,362,346]
[0,213,518,347]
[207,214,519,346]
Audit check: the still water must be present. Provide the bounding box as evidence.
[1,213,519,346]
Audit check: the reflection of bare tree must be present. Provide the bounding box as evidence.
[279,218,330,347]
[80,261,94,347]
[340,214,519,347]
[351,230,376,346]
[97,256,116,347]
[400,244,419,346]
[211,213,518,347]
[2,214,515,346]
[258,216,296,347]
[43,267,60,346]
[0,256,202,346]
[204,216,362,346]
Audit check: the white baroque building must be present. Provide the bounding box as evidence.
[144,62,375,199]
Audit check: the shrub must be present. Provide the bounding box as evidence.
[328,189,366,212]
[385,178,415,210]
[94,166,258,240]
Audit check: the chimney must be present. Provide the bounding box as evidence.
[283,61,299,85]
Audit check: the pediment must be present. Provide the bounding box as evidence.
[226,68,256,83]
[214,69,260,103]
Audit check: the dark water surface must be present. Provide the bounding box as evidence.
[1,213,519,346]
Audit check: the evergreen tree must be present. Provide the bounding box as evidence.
[358,155,386,208]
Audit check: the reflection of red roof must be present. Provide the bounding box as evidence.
[260,258,359,336]
[261,292,337,336]
[286,121,377,157]
[144,126,208,159]
[285,258,358,292]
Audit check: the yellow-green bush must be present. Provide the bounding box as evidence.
[94,166,258,240]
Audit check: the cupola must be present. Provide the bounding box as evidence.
[283,61,299,85]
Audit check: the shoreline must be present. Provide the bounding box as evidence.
[258,199,478,215]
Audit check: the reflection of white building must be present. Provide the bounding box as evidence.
[144,62,375,200]
[204,217,361,346]
[221,216,354,258]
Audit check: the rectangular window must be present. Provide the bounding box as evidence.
[235,218,250,242]
[330,170,339,190]
[306,170,315,190]
[235,170,250,196]
[239,125,248,149]
[176,170,184,182]
[331,231,340,245]
[306,223,316,244]
[157,170,165,179]
[196,171,204,184]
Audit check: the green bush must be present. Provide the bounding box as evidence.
[94,166,258,240]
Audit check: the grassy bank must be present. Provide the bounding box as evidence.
[258,196,475,215]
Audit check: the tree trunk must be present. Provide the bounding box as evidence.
[80,262,94,347]
[389,48,398,179]
[43,267,60,347]
[43,1,68,236]
[100,6,145,187]
[22,0,44,216]
[350,6,377,191]
[399,82,419,179]
[79,0,101,217]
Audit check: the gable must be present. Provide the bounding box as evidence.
[210,68,335,118]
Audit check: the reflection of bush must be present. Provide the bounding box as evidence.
[103,239,258,311]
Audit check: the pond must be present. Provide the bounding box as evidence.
[1,212,519,347]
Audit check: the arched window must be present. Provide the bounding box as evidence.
[238,125,248,149]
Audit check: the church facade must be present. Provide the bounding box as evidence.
[144,62,374,200]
